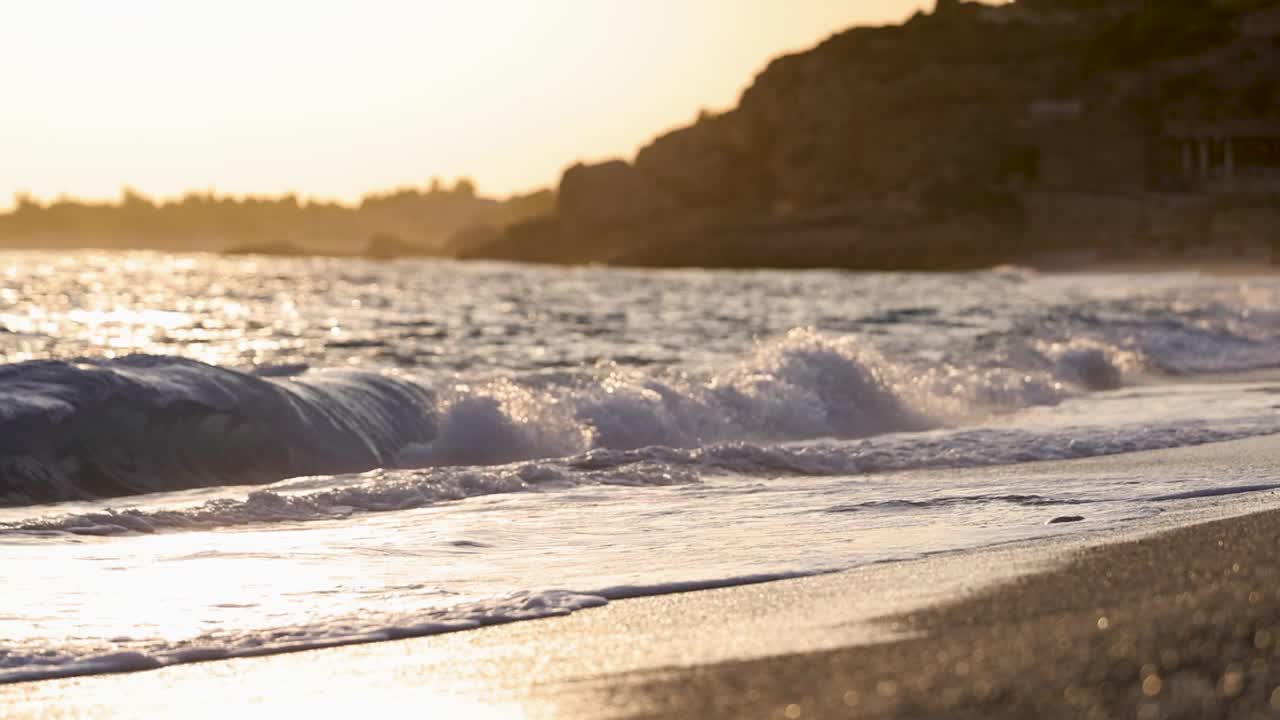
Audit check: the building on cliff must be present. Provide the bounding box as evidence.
[1156,121,1280,193]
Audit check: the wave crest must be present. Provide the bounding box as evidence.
[0,356,437,505]
[0,322,1250,506]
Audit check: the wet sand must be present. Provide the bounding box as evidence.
[593,501,1280,719]
[6,437,1280,719]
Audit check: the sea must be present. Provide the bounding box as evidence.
[4,251,1280,683]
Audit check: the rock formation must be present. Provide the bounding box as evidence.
[466,0,1280,269]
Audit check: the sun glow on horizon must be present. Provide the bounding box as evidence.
[1,1,932,209]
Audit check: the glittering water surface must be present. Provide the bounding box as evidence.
[3,250,1280,682]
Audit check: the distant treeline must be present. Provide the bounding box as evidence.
[0,179,555,257]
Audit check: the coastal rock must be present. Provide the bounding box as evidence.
[633,111,763,209]
[518,0,1280,268]
[1047,515,1085,524]
[557,160,676,230]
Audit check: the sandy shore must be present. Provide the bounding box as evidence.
[601,503,1280,719]
[6,437,1280,719]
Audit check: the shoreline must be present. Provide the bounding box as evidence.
[2,244,1278,277]
[6,435,1280,718]
[598,504,1280,719]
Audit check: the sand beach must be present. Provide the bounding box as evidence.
[7,434,1280,719]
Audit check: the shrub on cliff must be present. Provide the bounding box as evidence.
[1084,1,1241,70]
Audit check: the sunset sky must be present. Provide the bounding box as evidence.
[1,1,937,208]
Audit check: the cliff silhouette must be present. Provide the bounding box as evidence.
[462,0,1280,269]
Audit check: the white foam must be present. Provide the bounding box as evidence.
[0,590,607,684]
[9,412,1278,535]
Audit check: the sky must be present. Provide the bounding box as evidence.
[0,1,934,207]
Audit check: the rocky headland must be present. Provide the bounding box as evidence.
[460,0,1280,270]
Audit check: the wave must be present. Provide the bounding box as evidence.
[9,416,1278,535]
[0,568,825,685]
[0,356,437,505]
[0,589,610,684]
[2,313,1278,506]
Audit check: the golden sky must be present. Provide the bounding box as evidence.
[1,1,932,207]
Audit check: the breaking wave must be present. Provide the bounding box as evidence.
[0,356,437,505]
[9,416,1279,535]
[2,317,1278,507]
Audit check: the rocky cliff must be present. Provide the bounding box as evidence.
[462,0,1280,269]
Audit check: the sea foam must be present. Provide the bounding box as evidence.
[3,301,1279,508]
[9,413,1278,535]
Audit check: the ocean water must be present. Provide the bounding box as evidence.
[4,251,1280,683]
